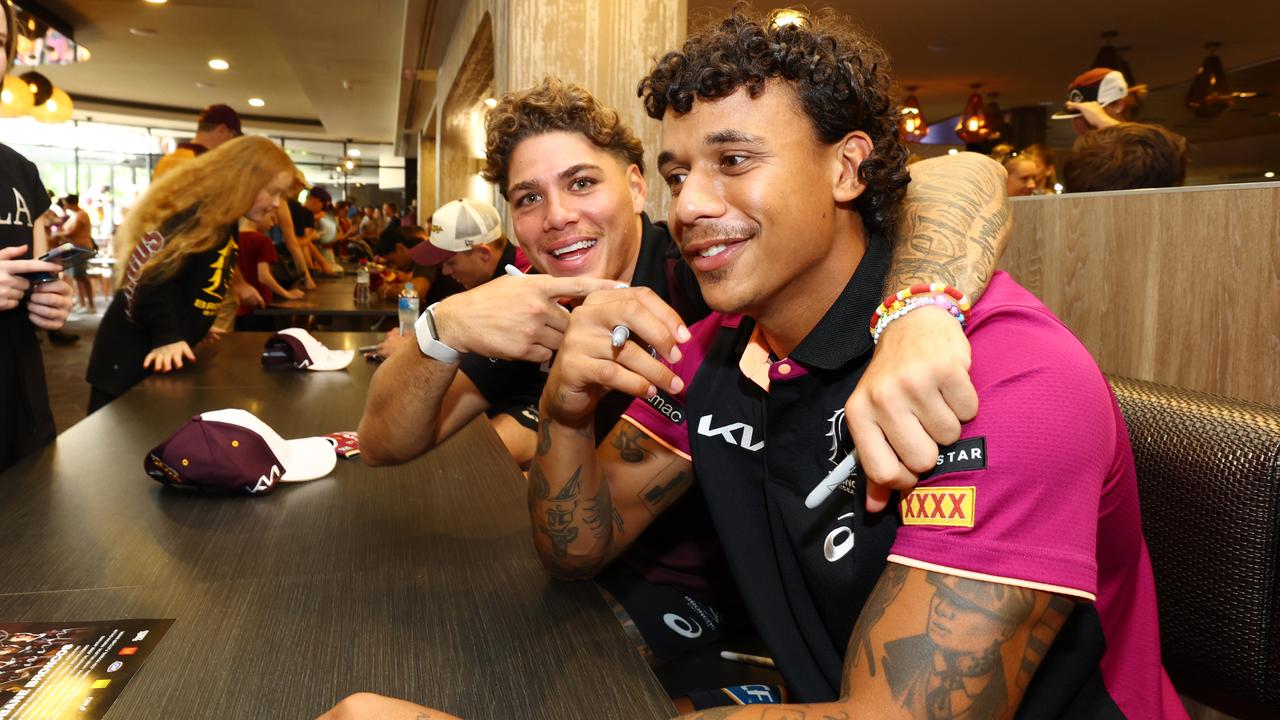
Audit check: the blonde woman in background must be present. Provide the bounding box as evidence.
[85,136,297,412]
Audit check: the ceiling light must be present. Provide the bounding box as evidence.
[30,87,73,124]
[344,159,355,170]
[769,9,809,29]
[483,97,497,108]
[1266,171,1276,179]
[947,148,959,156]
[129,27,158,37]
[0,75,35,117]
[144,0,169,4]
[899,86,927,143]
[348,148,361,157]
[208,58,229,71]
[195,81,214,89]
[248,97,265,107]
[954,83,992,144]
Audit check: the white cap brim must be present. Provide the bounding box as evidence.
[279,328,354,371]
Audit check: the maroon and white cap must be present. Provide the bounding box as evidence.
[144,409,338,495]
[1051,68,1129,120]
[262,328,354,371]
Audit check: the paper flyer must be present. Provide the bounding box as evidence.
[0,619,173,719]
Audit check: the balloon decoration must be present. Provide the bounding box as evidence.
[30,86,73,123]
[0,74,36,117]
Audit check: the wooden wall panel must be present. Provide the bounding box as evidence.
[1001,183,1280,406]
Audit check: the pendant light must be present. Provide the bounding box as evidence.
[20,71,52,106]
[954,83,991,144]
[900,86,928,143]
[1092,32,1123,72]
[0,75,36,117]
[30,87,73,124]
[1185,42,1231,118]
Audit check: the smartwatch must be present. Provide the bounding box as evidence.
[414,302,461,363]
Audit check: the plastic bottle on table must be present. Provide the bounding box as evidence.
[398,283,419,335]
[355,263,370,305]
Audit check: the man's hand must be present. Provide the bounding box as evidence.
[283,288,306,300]
[847,307,977,512]
[234,282,265,309]
[431,274,624,363]
[1065,101,1121,131]
[144,341,196,373]
[27,278,73,330]
[375,327,413,358]
[317,693,460,720]
[542,286,689,428]
[0,245,60,312]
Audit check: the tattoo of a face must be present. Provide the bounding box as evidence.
[611,423,656,463]
[881,573,1036,719]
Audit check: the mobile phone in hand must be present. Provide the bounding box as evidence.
[25,243,95,284]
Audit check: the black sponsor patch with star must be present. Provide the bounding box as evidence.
[921,437,987,480]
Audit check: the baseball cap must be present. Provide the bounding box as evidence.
[145,409,338,495]
[1051,69,1129,120]
[197,104,243,135]
[409,199,502,265]
[261,328,355,371]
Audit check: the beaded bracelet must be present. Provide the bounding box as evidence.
[871,293,967,345]
[868,283,971,336]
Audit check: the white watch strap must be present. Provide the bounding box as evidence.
[414,302,461,364]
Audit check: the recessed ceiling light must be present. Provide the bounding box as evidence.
[195,81,214,89]
[348,148,361,157]
[129,27,158,37]
[144,0,169,5]
[1266,171,1276,178]
[483,97,497,108]
[208,58,229,71]
[248,97,265,107]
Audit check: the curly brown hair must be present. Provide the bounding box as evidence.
[637,6,910,240]
[483,77,646,198]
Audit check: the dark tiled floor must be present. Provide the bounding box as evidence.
[40,305,102,434]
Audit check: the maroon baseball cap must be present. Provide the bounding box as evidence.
[261,328,354,371]
[145,409,337,495]
[198,104,243,135]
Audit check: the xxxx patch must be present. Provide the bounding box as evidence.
[900,486,976,528]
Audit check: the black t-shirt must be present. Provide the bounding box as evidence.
[459,216,726,599]
[288,199,314,235]
[0,143,56,470]
[87,223,238,397]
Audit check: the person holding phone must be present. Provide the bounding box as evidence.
[0,1,75,472]
[85,136,296,412]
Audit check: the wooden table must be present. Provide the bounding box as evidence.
[258,278,398,317]
[0,333,673,719]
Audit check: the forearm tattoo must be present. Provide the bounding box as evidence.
[888,157,1010,302]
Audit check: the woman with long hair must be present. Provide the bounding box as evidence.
[86,135,297,412]
[0,1,75,472]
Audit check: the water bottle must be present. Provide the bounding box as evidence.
[398,283,419,335]
[355,264,370,305]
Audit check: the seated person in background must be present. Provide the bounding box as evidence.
[235,212,304,331]
[1064,122,1188,192]
[358,205,382,244]
[306,186,340,264]
[991,145,1045,197]
[1051,67,1146,136]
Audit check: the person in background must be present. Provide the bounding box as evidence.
[358,205,382,245]
[1051,68,1145,136]
[51,194,98,312]
[1064,122,1188,192]
[235,210,304,331]
[307,186,339,263]
[86,136,293,413]
[152,104,243,178]
[1020,143,1057,192]
[0,0,74,472]
[377,202,402,251]
[991,145,1046,198]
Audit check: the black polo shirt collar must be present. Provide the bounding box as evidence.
[737,235,889,389]
[487,242,519,282]
[629,212,674,295]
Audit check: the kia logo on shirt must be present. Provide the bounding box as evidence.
[696,415,764,452]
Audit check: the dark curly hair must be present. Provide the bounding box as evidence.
[637,6,910,240]
[483,77,646,199]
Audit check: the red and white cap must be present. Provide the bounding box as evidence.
[1052,68,1129,120]
[410,198,503,265]
[145,409,338,495]
[262,328,355,371]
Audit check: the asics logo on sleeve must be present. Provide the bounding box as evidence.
[696,415,764,452]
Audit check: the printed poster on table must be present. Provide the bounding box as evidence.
[0,619,173,719]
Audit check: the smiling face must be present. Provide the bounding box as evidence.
[505,131,646,282]
[658,81,870,327]
[1005,157,1043,197]
[246,171,294,225]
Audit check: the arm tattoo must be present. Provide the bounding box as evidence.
[540,466,582,559]
[1016,595,1074,692]
[876,572,1038,719]
[848,563,909,677]
[888,156,1009,302]
[583,470,614,539]
[638,469,691,515]
[536,421,552,456]
[611,422,657,462]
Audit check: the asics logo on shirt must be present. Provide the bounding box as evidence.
[823,512,858,562]
[696,415,764,452]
